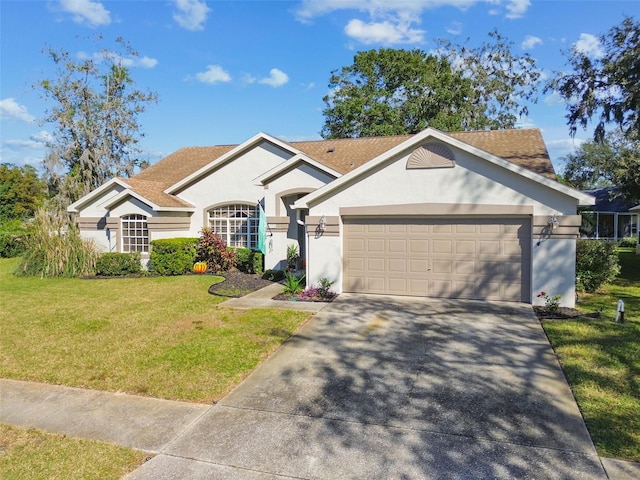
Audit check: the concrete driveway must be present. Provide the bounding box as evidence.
[129,294,606,479]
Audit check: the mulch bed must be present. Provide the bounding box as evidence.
[207,270,276,297]
[533,306,601,321]
[271,292,336,303]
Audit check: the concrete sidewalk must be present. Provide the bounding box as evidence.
[2,378,639,479]
[219,281,329,312]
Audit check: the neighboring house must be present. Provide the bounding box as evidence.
[580,187,638,241]
[632,205,640,255]
[69,128,594,307]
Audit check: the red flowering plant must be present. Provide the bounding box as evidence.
[537,291,562,313]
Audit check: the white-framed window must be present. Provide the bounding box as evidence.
[121,214,149,253]
[208,204,259,249]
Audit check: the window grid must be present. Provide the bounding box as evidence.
[208,204,259,249]
[121,214,149,253]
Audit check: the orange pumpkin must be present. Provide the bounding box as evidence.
[193,261,207,273]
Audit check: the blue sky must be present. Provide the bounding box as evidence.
[1,0,639,173]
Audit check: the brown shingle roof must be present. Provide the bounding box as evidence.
[123,178,194,208]
[126,129,556,208]
[290,135,413,174]
[133,145,237,187]
[447,129,556,179]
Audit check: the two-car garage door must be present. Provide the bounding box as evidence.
[343,217,531,302]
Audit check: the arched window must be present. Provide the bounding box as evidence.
[208,204,258,248]
[121,214,149,253]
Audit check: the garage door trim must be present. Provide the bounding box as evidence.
[343,215,532,302]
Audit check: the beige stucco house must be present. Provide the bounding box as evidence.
[68,128,595,307]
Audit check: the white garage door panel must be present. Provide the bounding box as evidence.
[343,217,531,302]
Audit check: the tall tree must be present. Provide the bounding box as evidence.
[0,163,47,222]
[560,130,640,199]
[437,30,540,130]
[321,31,540,139]
[322,49,476,138]
[36,37,158,206]
[548,16,640,141]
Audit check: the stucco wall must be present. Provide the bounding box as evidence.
[77,184,127,217]
[531,238,577,307]
[176,142,291,235]
[308,147,576,216]
[263,163,334,269]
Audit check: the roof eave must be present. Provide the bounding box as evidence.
[67,178,130,213]
[294,128,596,209]
[253,153,341,185]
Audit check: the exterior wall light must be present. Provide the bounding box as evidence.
[319,215,326,232]
[548,214,559,231]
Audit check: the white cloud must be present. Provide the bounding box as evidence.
[102,52,159,69]
[447,21,462,35]
[173,0,211,31]
[574,33,605,58]
[505,0,531,19]
[546,137,586,164]
[241,73,257,85]
[2,131,51,152]
[543,92,564,106]
[521,35,542,50]
[31,131,53,145]
[60,0,111,27]
[195,65,232,84]
[294,1,477,23]
[0,98,35,123]
[293,1,526,46]
[137,56,159,69]
[345,18,425,44]
[258,68,289,88]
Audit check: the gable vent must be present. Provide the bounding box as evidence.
[407,143,456,169]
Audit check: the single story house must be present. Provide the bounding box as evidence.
[632,204,640,255]
[580,187,638,241]
[68,128,595,307]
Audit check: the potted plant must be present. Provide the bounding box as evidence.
[286,243,299,272]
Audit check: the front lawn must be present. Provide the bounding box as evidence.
[542,248,640,461]
[0,258,311,403]
[0,425,147,480]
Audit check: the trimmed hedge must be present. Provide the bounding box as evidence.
[262,269,285,282]
[150,237,198,276]
[576,239,621,293]
[235,248,264,274]
[95,252,142,276]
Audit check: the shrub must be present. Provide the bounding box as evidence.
[0,219,30,258]
[16,208,99,278]
[576,239,621,293]
[252,251,264,274]
[282,272,305,295]
[618,237,637,248]
[196,228,235,272]
[298,278,336,301]
[95,252,142,276]
[234,247,264,274]
[262,269,285,282]
[150,237,198,276]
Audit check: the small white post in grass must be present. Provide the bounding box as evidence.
[615,299,625,323]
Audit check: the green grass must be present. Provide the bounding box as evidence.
[0,424,147,480]
[0,258,311,403]
[542,248,640,461]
